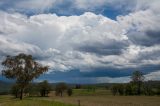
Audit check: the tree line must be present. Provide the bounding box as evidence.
[11,80,73,98]
[1,53,72,100]
[1,53,160,99]
[110,71,160,96]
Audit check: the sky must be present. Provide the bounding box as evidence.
[0,0,160,84]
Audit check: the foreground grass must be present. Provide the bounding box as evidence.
[0,95,75,106]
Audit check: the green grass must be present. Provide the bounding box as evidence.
[0,95,75,106]
[73,89,112,96]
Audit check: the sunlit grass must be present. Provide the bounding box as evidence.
[0,95,75,106]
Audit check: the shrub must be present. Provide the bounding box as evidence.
[67,88,73,96]
[111,85,118,96]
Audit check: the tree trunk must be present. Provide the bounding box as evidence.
[43,90,45,97]
[20,88,23,100]
[78,100,81,106]
[138,81,141,95]
[60,91,63,97]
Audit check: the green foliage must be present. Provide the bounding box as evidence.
[111,85,118,96]
[11,84,20,98]
[38,80,52,97]
[117,84,124,95]
[75,84,81,89]
[131,71,144,95]
[109,71,160,96]
[143,85,153,95]
[131,71,144,82]
[67,88,73,96]
[125,83,133,95]
[1,53,49,100]
[111,84,124,96]
[155,85,160,95]
[24,83,39,96]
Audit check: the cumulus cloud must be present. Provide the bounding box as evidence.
[0,0,160,83]
[117,0,160,47]
[1,10,160,73]
[145,70,160,81]
[0,11,125,73]
[0,35,42,56]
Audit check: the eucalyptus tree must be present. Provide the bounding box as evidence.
[55,82,68,97]
[2,53,49,100]
[38,80,52,97]
[131,71,144,95]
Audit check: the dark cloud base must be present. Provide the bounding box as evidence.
[36,64,160,83]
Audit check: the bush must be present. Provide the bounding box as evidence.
[38,80,52,97]
[25,83,39,97]
[111,84,124,96]
[125,84,133,95]
[156,87,160,95]
[111,85,118,96]
[117,84,124,95]
[75,84,81,89]
[67,88,73,96]
[143,84,154,96]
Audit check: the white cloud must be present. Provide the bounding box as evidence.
[0,0,160,83]
[145,71,160,81]
[0,10,160,74]
[1,11,127,50]
[0,35,42,56]
[117,10,160,33]
[134,0,160,12]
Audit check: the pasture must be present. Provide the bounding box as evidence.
[0,89,160,106]
[54,89,160,106]
[0,95,75,106]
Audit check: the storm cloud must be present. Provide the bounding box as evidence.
[0,0,160,83]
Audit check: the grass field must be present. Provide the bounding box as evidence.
[0,95,75,106]
[53,89,160,106]
[54,95,160,106]
[0,89,160,106]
